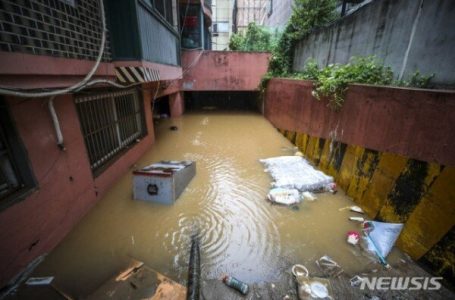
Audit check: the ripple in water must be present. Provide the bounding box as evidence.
[155,150,281,283]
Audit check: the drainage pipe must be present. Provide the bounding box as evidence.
[48,97,65,150]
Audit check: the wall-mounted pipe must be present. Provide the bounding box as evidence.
[48,97,65,151]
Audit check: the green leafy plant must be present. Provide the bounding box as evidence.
[302,57,394,109]
[229,23,278,52]
[397,71,435,89]
[295,57,435,110]
[268,0,337,76]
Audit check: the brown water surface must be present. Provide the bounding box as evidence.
[35,111,403,296]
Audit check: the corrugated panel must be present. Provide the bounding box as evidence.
[137,4,179,66]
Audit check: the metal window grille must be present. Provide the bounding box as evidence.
[75,89,146,172]
[0,124,21,199]
[0,0,111,61]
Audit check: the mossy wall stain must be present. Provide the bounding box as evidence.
[279,129,455,282]
[419,226,455,287]
[382,160,429,222]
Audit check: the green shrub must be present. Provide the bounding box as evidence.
[295,57,434,110]
[268,0,337,76]
[305,57,394,109]
[397,71,435,89]
[229,23,278,52]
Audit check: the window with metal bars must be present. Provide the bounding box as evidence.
[75,89,146,174]
[0,99,36,210]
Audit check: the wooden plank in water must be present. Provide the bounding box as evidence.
[85,260,186,300]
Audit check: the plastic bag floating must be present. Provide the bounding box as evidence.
[260,156,334,192]
[133,161,195,205]
[362,221,404,265]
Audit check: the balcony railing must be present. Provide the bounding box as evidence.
[106,1,180,66]
[137,2,180,66]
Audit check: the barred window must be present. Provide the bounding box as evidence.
[0,99,36,210]
[75,89,146,174]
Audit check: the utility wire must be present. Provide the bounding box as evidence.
[0,0,107,98]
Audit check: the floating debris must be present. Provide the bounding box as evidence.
[302,191,317,201]
[347,231,361,245]
[349,216,366,223]
[267,188,300,205]
[260,156,334,192]
[222,276,249,295]
[315,255,344,277]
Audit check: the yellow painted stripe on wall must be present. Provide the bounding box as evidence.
[359,152,408,218]
[397,167,455,259]
[278,129,453,261]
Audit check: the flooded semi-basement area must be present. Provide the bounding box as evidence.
[32,111,423,297]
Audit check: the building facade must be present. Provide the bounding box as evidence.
[180,0,213,50]
[234,0,268,33]
[263,0,294,29]
[211,0,233,50]
[0,0,211,288]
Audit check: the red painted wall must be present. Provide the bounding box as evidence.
[169,92,185,117]
[181,51,270,91]
[0,89,154,287]
[264,78,455,166]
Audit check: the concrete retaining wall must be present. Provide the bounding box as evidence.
[293,0,455,86]
[264,78,455,282]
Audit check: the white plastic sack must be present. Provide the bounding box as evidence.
[260,156,334,192]
[364,221,404,258]
[267,188,300,205]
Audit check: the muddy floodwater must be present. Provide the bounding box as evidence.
[35,111,404,296]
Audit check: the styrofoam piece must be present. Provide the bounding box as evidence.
[260,156,334,192]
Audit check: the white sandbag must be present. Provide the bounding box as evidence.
[260,156,334,192]
[363,221,404,259]
[267,188,300,205]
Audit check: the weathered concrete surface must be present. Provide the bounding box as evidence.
[264,78,455,284]
[201,255,455,299]
[263,0,293,29]
[181,51,270,91]
[265,79,455,166]
[0,89,155,288]
[293,0,455,86]
[201,279,297,300]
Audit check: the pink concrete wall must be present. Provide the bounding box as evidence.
[264,78,455,166]
[0,51,183,89]
[169,92,185,117]
[181,51,270,91]
[0,89,154,287]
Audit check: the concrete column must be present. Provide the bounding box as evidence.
[169,92,185,117]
